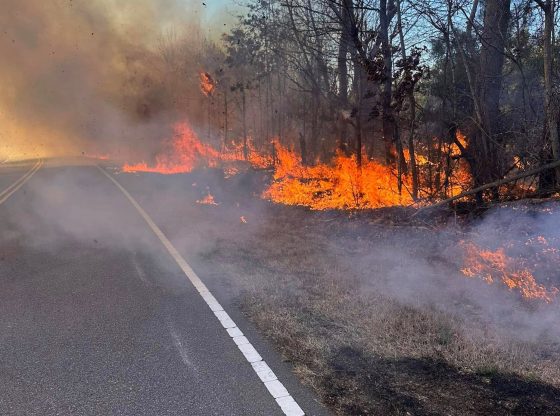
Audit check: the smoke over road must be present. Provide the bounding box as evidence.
[0,0,210,160]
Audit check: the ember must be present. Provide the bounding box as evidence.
[200,72,216,97]
[197,193,218,205]
[224,167,240,178]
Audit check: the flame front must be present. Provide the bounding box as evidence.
[119,123,559,303]
[123,122,219,174]
[460,240,559,302]
[263,144,412,210]
[121,122,473,210]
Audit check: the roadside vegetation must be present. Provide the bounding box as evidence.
[177,170,560,415]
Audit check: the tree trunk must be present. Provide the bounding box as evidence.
[242,86,248,161]
[541,0,560,183]
[355,91,363,167]
[338,1,351,153]
[472,0,510,198]
[397,0,419,199]
[299,131,308,165]
[407,97,419,199]
[223,88,228,150]
[311,87,320,158]
[380,0,396,164]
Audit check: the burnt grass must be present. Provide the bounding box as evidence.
[143,167,560,415]
[324,350,560,415]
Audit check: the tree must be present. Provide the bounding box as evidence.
[534,0,560,184]
[471,0,511,194]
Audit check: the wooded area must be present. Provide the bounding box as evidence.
[155,0,560,205]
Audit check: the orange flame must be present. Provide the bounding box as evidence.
[263,143,412,210]
[197,193,218,205]
[438,130,472,197]
[460,240,559,302]
[200,72,216,97]
[122,121,274,175]
[122,122,219,174]
[122,124,412,209]
[219,139,273,169]
[121,121,475,209]
[451,130,468,157]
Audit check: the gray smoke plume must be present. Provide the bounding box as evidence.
[0,0,208,160]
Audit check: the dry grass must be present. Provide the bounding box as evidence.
[147,168,559,416]
[196,207,560,415]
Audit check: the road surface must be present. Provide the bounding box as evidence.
[0,159,328,416]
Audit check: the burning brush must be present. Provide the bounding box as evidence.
[460,240,559,303]
[200,72,216,97]
[196,192,218,206]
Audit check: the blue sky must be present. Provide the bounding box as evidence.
[194,0,244,39]
[200,1,243,23]
[202,0,234,15]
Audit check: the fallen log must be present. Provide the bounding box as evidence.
[412,159,560,216]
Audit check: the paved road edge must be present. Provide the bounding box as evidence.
[96,165,306,416]
[0,160,42,205]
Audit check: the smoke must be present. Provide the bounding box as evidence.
[328,204,560,345]
[1,154,559,392]
[0,0,207,160]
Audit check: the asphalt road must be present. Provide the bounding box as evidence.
[0,159,328,416]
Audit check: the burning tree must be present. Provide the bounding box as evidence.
[113,0,559,210]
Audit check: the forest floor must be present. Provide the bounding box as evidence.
[125,167,560,415]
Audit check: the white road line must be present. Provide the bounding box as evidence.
[0,160,42,206]
[97,165,306,416]
[0,161,39,200]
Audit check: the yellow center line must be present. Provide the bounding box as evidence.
[0,160,42,206]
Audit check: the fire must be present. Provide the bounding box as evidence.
[447,160,472,197]
[440,130,472,197]
[200,72,216,97]
[451,130,468,158]
[122,122,219,174]
[402,130,472,199]
[197,193,218,205]
[460,240,559,302]
[263,143,412,210]
[122,123,270,175]
[224,167,240,178]
[120,120,473,210]
[219,139,274,169]
[122,123,412,209]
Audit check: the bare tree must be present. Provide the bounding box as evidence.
[534,0,560,183]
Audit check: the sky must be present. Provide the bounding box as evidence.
[199,0,243,38]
